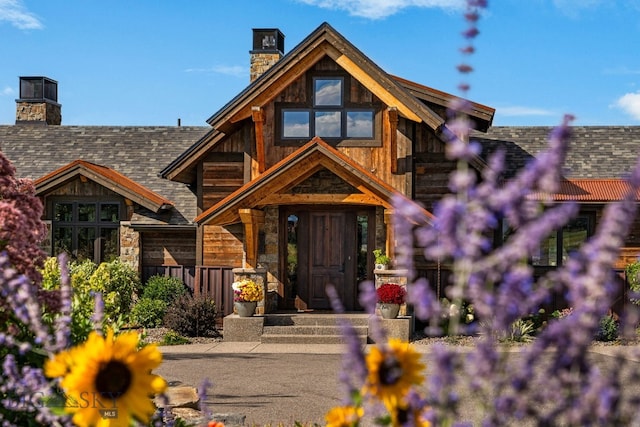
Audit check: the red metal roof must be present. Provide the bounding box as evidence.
[529,179,640,202]
[35,159,173,212]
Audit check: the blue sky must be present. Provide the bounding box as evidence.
[1,0,640,127]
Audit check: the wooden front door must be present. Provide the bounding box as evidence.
[297,210,357,311]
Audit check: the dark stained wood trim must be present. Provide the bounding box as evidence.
[258,193,385,207]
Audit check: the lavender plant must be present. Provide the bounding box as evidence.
[0,150,73,426]
[331,0,640,425]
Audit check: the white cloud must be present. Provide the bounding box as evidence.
[614,91,640,121]
[1,86,14,96]
[296,0,465,20]
[0,0,43,29]
[185,65,246,78]
[497,106,556,117]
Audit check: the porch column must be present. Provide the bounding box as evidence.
[239,208,265,269]
[384,208,394,260]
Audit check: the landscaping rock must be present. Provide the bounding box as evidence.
[155,386,200,409]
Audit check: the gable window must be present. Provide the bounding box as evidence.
[277,75,378,146]
[52,200,120,263]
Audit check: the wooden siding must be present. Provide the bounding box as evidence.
[200,55,425,205]
[202,153,244,211]
[202,223,244,266]
[413,152,457,213]
[42,178,130,219]
[141,231,196,267]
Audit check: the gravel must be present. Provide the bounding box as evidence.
[142,327,638,347]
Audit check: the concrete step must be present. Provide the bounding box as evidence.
[262,325,368,336]
[260,313,369,344]
[264,313,369,327]
[260,333,368,345]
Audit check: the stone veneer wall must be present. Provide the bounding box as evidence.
[258,206,279,312]
[119,222,140,273]
[16,101,61,125]
[250,53,282,82]
[232,267,267,315]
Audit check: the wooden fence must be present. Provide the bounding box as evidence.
[141,265,235,317]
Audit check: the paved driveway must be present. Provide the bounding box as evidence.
[156,343,640,426]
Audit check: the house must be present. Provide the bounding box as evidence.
[2,23,640,320]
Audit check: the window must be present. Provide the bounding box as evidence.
[277,75,377,145]
[531,215,593,267]
[52,201,120,262]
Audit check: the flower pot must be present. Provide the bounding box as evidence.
[235,301,257,317]
[375,263,387,270]
[379,303,400,319]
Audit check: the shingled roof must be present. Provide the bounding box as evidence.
[0,124,209,225]
[474,126,640,180]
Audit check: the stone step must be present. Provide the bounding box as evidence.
[260,333,368,345]
[262,324,368,336]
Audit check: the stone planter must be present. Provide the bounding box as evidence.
[379,303,400,319]
[235,301,258,317]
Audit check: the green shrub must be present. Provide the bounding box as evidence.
[131,298,167,328]
[163,295,220,338]
[89,258,140,319]
[39,257,141,343]
[142,275,189,304]
[626,260,640,304]
[161,330,190,346]
[595,315,619,342]
[508,319,536,343]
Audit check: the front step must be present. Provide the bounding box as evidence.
[260,313,369,345]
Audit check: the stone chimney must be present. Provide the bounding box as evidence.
[250,29,285,83]
[16,76,61,125]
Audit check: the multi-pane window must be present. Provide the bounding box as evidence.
[52,201,120,262]
[280,77,375,142]
[531,215,592,267]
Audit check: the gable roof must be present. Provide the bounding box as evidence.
[35,160,173,212]
[161,22,494,184]
[391,75,494,131]
[196,137,433,226]
[0,125,209,225]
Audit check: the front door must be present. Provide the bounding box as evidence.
[291,209,356,310]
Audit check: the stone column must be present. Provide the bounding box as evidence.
[119,221,140,273]
[232,267,268,314]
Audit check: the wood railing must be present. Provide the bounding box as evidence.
[141,265,235,316]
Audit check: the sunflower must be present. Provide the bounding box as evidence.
[363,339,425,408]
[325,405,364,427]
[386,396,432,427]
[45,329,167,427]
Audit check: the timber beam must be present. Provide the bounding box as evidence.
[251,106,266,174]
[239,208,265,268]
[387,107,399,174]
